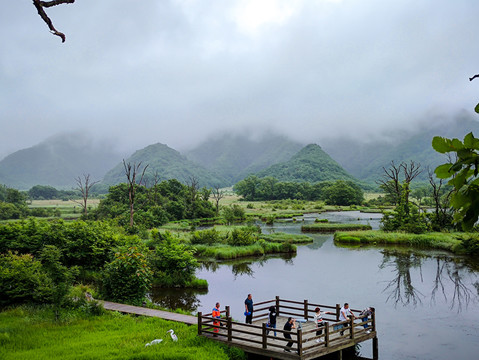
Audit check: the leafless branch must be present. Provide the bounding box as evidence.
[469,74,479,81]
[32,0,75,43]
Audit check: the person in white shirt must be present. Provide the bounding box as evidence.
[339,303,355,336]
[313,307,334,342]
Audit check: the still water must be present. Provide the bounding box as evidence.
[153,212,479,360]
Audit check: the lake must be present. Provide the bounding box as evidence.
[152,211,479,360]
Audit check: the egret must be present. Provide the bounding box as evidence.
[145,339,163,347]
[167,329,178,342]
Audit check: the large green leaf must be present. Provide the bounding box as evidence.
[463,132,475,148]
[432,136,453,153]
[434,163,453,179]
[475,103,479,114]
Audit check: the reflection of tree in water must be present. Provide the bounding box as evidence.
[380,249,478,311]
[232,262,255,278]
[150,287,207,313]
[380,250,425,306]
[431,257,474,311]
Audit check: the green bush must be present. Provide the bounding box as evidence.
[226,227,257,246]
[0,251,53,307]
[150,232,198,287]
[190,228,221,245]
[101,245,153,305]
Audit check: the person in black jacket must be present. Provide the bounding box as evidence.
[266,306,277,336]
[283,317,296,352]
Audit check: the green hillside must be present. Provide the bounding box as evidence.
[102,143,227,188]
[254,143,358,182]
[185,134,304,183]
[0,134,120,190]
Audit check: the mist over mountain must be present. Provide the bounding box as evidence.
[185,134,305,183]
[254,144,357,183]
[321,111,479,182]
[102,143,228,188]
[0,133,123,190]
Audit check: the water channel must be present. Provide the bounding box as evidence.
[152,211,479,360]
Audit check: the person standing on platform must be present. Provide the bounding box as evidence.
[359,307,375,333]
[266,306,277,336]
[339,303,355,336]
[212,302,221,336]
[283,317,296,352]
[314,307,334,342]
[244,293,253,324]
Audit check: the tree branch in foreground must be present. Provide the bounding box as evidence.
[32,0,75,43]
[469,74,479,81]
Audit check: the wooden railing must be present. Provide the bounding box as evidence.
[198,296,376,356]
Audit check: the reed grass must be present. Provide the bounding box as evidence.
[333,230,466,253]
[301,223,372,233]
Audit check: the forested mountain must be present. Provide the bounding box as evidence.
[254,144,357,182]
[184,134,305,183]
[102,143,228,188]
[321,111,479,182]
[0,134,121,190]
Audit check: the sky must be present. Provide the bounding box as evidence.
[1,0,479,159]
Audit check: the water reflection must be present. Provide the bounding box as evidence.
[379,249,478,311]
[150,286,207,312]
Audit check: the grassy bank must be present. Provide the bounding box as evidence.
[301,223,372,233]
[193,241,296,260]
[0,306,244,360]
[333,230,469,253]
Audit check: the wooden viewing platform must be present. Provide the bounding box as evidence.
[198,296,378,360]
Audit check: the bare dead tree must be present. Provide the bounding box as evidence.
[402,160,422,205]
[186,176,199,218]
[72,173,99,217]
[211,185,225,216]
[376,161,402,205]
[123,160,149,227]
[33,0,75,43]
[470,74,479,81]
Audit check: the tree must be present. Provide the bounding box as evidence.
[72,174,99,217]
[432,132,479,230]
[427,168,453,231]
[123,160,149,227]
[211,185,225,216]
[323,180,364,206]
[33,0,75,43]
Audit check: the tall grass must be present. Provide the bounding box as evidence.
[301,223,372,233]
[333,230,466,253]
[193,241,296,260]
[0,306,245,360]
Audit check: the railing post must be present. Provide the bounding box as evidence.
[350,317,355,339]
[198,312,202,335]
[304,299,308,320]
[227,317,232,341]
[371,310,376,332]
[225,305,230,319]
[262,322,267,349]
[335,304,340,321]
[325,322,329,347]
[276,296,280,316]
[297,328,303,356]
[373,336,379,360]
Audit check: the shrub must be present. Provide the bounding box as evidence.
[226,228,257,246]
[0,251,52,307]
[190,228,221,245]
[101,245,153,305]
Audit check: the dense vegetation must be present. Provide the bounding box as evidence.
[235,176,364,204]
[93,179,216,229]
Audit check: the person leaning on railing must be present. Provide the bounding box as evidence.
[339,303,355,336]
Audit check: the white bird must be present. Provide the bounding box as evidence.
[145,339,163,347]
[167,329,178,342]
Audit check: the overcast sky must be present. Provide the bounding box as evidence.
[1,0,479,159]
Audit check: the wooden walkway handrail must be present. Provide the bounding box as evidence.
[198,296,377,360]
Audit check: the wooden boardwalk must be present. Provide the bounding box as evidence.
[101,301,196,325]
[101,298,378,360]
